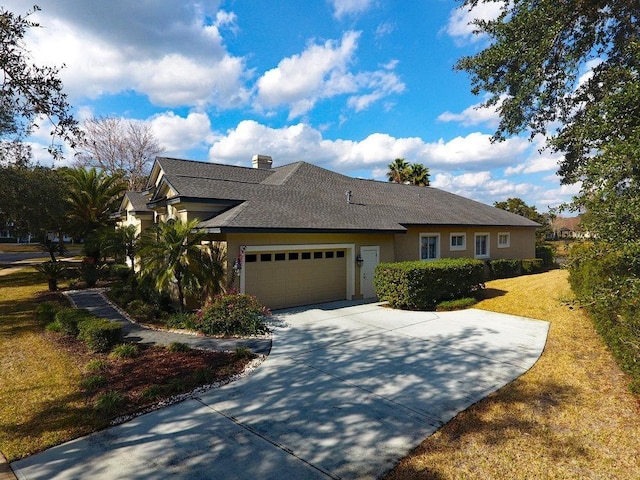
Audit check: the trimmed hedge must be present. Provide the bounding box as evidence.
[535,244,555,267]
[55,308,94,336]
[489,258,544,279]
[568,242,640,393]
[374,258,485,310]
[77,318,123,353]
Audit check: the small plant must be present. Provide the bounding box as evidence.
[126,299,159,324]
[45,321,61,332]
[95,391,125,414]
[167,342,191,352]
[140,385,165,402]
[192,366,216,384]
[81,375,107,392]
[35,302,61,324]
[85,359,109,372]
[436,297,478,311]
[110,343,139,359]
[234,346,253,360]
[55,308,94,336]
[166,312,198,330]
[34,261,67,291]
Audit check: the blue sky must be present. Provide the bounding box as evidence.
[10,0,580,212]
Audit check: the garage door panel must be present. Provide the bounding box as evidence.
[245,249,347,309]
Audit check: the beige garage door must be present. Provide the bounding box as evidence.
[244,248,347,310]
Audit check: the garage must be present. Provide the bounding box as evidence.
[243,247,348,310]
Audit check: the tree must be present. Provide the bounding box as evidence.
[137,218,219,313]
[455,0,639,245]
[386,158,410,183]
[74,116,163,190]
[408,163,430,186]
[65,167,126,261]
[0,5,79,161]
[0,163,70,243]
[102,224,138,270]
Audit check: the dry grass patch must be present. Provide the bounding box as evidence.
[385,269,640,480]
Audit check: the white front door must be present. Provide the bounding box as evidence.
[360,246,379,299]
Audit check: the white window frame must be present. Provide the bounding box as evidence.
[450,232,466,251]
[497,232,511,249]
[474,232,490,259]
[419,233,440,260]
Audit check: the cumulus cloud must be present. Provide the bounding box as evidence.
[432,171,535,204]
[150,111,214,154]
[329,0,375,19]
[209,120,530,174]
[11,1,249,108]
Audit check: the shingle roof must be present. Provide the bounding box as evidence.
[124,191,153,212]
[150,157,539,232]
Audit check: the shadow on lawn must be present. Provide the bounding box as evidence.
[385,379,585,480]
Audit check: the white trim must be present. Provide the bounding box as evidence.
[497,232,511,248]
[449,232,466,251]
[419,233,441,260]
[240,243,355,301]
[474,232,490,259]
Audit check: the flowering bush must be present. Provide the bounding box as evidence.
[197,293,270,336]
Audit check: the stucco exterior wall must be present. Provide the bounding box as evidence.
[394,226,536,262]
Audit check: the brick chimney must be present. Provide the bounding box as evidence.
[252,154,272,169]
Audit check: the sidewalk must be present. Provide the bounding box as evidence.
[66,289,272,355]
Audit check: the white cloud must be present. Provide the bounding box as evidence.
[329,0,374,19]
[504,155,559,175]
[432,171,534,203]
[150,111,214,153]
[13,1,249,109]
[445,1,505,45]
[209,121,530,174]
[437,96,504,128]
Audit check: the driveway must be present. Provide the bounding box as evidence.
[11,302,549,479]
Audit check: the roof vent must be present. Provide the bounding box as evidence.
[346,190,352,204]
[252,154,272,169]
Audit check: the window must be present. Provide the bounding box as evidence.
[498,232,510,248]
[475,233,490,258]
[274,253,286,261]
[450,233,466,251]
[301,252,311,260]
[260,253,272,262]
[313,251,323,259]
[288,252,299,260]
[245,254,257,263]
[420,234,440,260]
[336,250,345,258]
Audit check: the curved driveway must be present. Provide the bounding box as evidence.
[11,301,549,479]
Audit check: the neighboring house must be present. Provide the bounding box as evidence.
[549,216,587,240]
[118,155,539,310]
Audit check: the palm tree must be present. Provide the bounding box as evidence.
[65,167,125,261]
[408,163,430,186]
[386,158,410,183]
[102,224,138,271]
[137,218,221,312]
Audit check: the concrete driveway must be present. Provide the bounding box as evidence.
[11,302,549,479]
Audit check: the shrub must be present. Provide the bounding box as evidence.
[568,242,640,393]
[109,263,132,281]
[198,293,269,336]
[78,262,100,288]
[55,308,94,336]
[374,258,485,310]
[77,318,123,353]
[536,244,555,267]
[167,342,191,352]
[35,261,68,291]
[234,346,253,360]
[110,343,139,359]
[489,258,544,279]
[140,385,164,401]
[45,321,61,332]
[522,258,544,274]
[436,297,477,311]
[36,302,61,324]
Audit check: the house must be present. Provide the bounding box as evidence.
[548,216,587,240]
[119,155,539,310]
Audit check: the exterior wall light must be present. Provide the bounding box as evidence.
[355,253,364,267]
